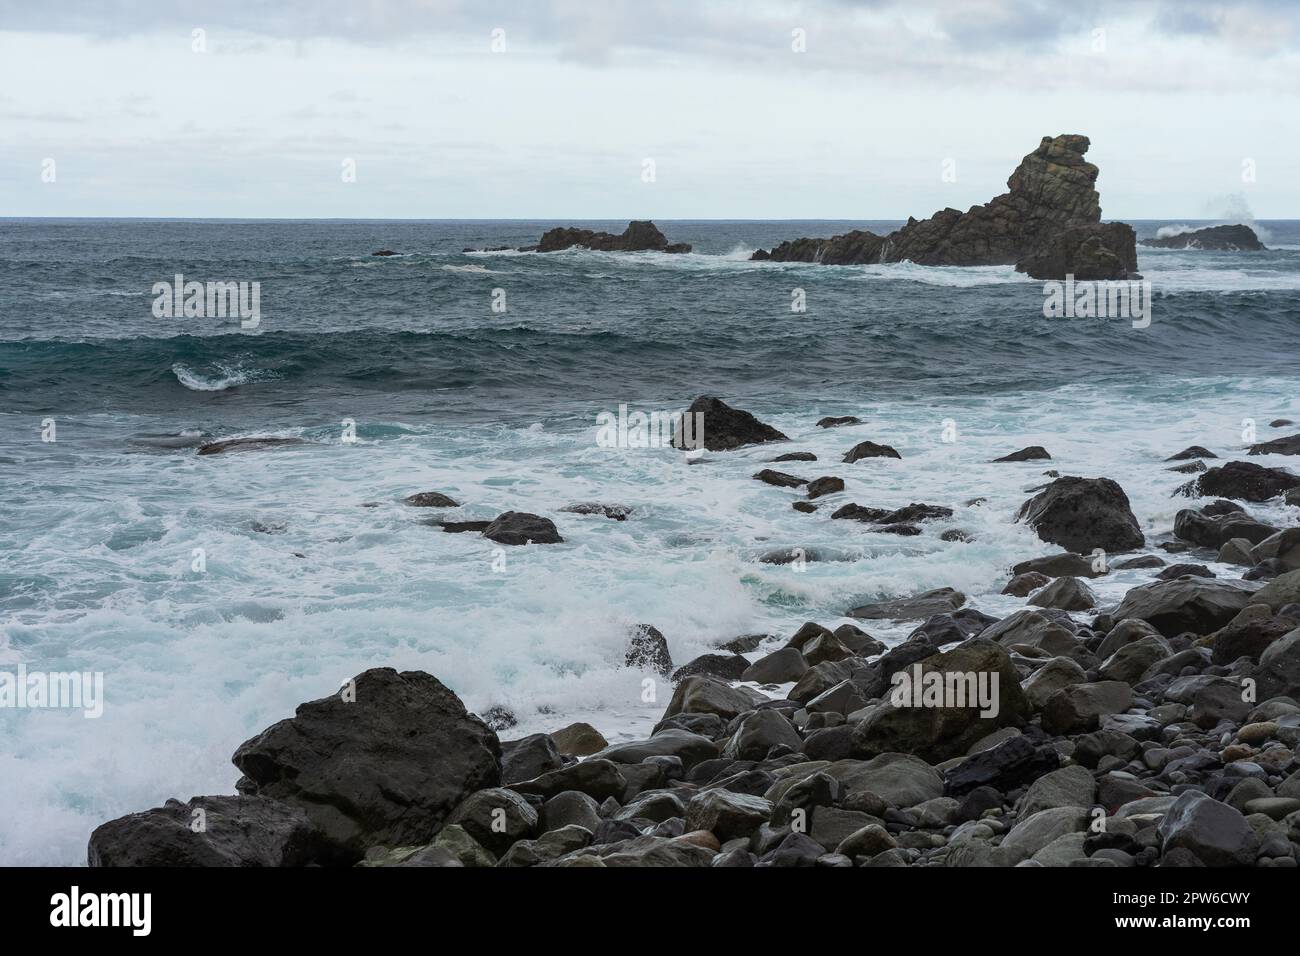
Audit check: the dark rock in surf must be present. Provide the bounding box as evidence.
[672,396,788,451]
[626,624,673,676]
[1140,224,1265,251]
[1248,433,1300,456]
[754,469,807,488]
[817,416,862,428]
[993,446,1052,463]
[405,491,459,507]
[1016,477,1144,554]
[806,476,845,499]
[482,512,563,545]
[1178,460,1300,502]
[197,436,309,456]
[230,668,501,862]
[528,220,691,254]
[560,503,633,520]
[843,441,902,463]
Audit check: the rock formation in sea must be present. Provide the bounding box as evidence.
[752,134,1138,280]
[1140,224,1266,251]
[518,220,691,254]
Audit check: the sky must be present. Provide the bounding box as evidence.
[1,0,1298,219]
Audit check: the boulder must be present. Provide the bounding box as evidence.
[662,676,763,722]
[1140,224,1265,251]
[684,790,772,841]
[671,396,787,451]
[843,440,902,463]
[1251,433,1300,456]
[847,587,965,621]
[1110,577,1261,636]
[944,734,1061,796]
[671,653,750,682]
[1179,460,1300,502]
[625,624,673,675]
[404,491,458,507]
[1017,765,1098,817]
[88,796,326,867]
[550,722,607,757]
[1003,571,1051,597]
[1028,575,1097,611]
[741,647,809,684]
[592,729,719,770]
[993,446,1052,463]
[1021,656,1088,710]
[481,512,562,545]
[753,469,807,488]
[722,710,803,761]
[1041,681,1134,734]
[445,788,538,856]
[1011,552,1107,579]
[806,476,845,499]
[1016,477,1144,553]
[1157,791,1259,866]
[230,668,501,862]
[508,759,627,803]
[499,733,563,784]
[1099,634,1172,683]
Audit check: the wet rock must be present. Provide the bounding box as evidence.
[531,220,691,253]
[559,503,632,521]
[550,722,607,757]
[772,451,817,462]
[806,476,845,499]
[446,788,538,856]
[671,653,751,682]
[1167,446,1217,461]
[1157,790,1259,866]
[1041,680,1134,734]
[1028,575,1097,611]
[498,825,592,867]
[722,710,803,761]
[1018,765,1097,817]
[831,503,891,522]
[663,676,763,722]
[753,469,807,488]
[540,791,602,834]
[685,790,772,841]
[742,647,809,684]
[993,446,1052,463]
[1141,224,1265,251]
[404,491,459,507]
[625,623,672,675]
[817,416,862,428]
[1155,563,1215,580]
[1012,552,1107,579]
[1111,577,1261,637]
[848,587,965,621]
[500,733,563,784]
[672,396,787,451]
[230,668,501,862]
[1174,507,1277,548]
[1021,656,1088,710]
[1179,460,1300,502]
[481,511,562,545]
[1016,476,1144,553]
[88,795,327,867]
[1003,571,1051,597]
[945,734,1060,796]
[843,440,902,463]
[509,759,628,803]
[1099,634,1173,684]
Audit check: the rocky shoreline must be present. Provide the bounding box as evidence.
[90,399,1300,868]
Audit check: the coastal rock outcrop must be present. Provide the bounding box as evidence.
[1140,224,1265,251]
[751,135,1137,280]
[523,220,690,254]
[672,396,788,451]
[1016,476,1144,554]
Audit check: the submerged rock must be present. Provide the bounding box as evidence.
[197,436,309,456]
[405,491,459,507]
[481,512,563,545]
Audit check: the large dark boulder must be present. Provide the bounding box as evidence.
[88,795,327,867]
[751,230,885,265]
[1110,577,1261,637]
[530,220,690,254]
[1173,507,1277,548]
[1016,476,1144,553]
[1178,460,1300,502]
[481,512,563,545]
[1140,224,1265,251]
[231,668,501,862]
[1249,433,1300,456]
[1015,222,1138,280]
[671,396,787,451]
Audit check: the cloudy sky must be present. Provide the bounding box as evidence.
[1,0,1298,218]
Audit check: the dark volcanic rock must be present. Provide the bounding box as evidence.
[439,520,492,533]
[831,503,890,522]
[672,396,788,451]
[806,476,845,499]
[1110,577,1261,637]
[231,668,501,862]
[88,795,327,867]
[1249,433,1300,456]
[1167,446,1217,461]
[848,587,965,621]
[1015,221,1139,280]
[993,446,1052,463]
[560,503,632,520]
[752,230,886,265]
[1140,224,1265,251]
[1178,460,1300,502]
[482,511,562,545]
[626,624,672,675]
[405,491,459,507]
[843,441,902,463]
[1173,507,1276,548]
[753,469,807,488]
[671,653,750,682]
[531,220,690,254]
[1016,476,1144,553]
[817,416,862,428]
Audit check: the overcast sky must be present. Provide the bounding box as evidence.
[1,0,1298,219]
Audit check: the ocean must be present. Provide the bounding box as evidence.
[1,217,1298,865]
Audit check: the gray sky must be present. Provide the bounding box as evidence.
[2,0,1298,218]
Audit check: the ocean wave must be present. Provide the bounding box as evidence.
[171,361,278,391]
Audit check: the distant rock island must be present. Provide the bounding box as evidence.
[752,134,1138,280]
[467,220,691,254]
[1140,224,1266,251]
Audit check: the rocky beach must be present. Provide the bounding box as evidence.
[85,397,1300,868]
